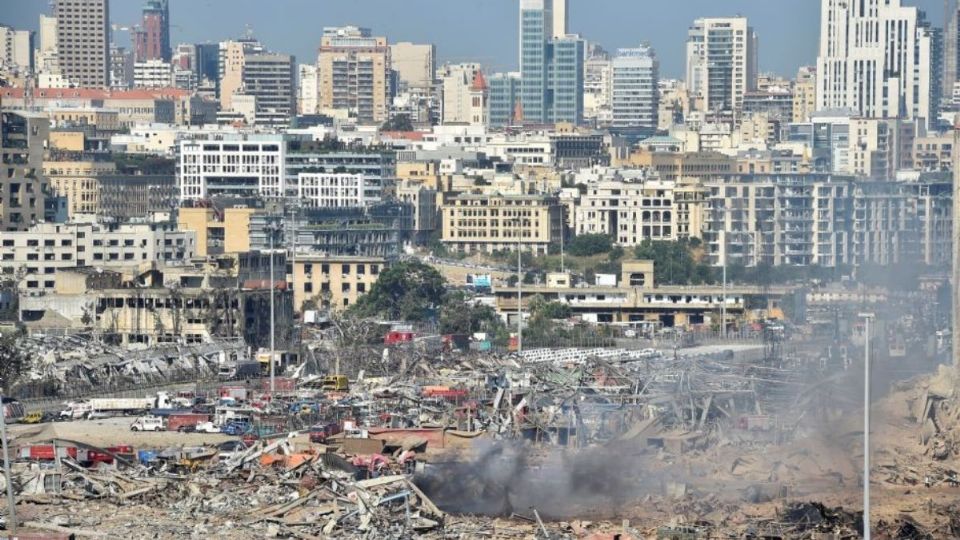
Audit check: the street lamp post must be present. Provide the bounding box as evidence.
[859,312,875,540]
[516,223,522,353]
[0,395,15,532]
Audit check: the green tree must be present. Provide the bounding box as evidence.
[634,239,716,285]
[567,234,613,257]
[439,291,502,335]
[349,261,445,321]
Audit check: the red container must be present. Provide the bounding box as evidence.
[167,413,210,432]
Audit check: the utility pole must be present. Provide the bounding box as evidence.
[0,396,16,532]
[859,312,875,540]
[269,222,277,395]
[721,229,727,339]
[517,224,523,353]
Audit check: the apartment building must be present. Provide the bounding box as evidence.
[913,134,953,173]
[574,179,681,245]
[1,110,49,231]
[55,0,110,87]
[686,17,757,117]
[704,174,853,268]
[133,59,173,88]
[239,52,296,127]
[610,46,659,135]
[317,26,391,124]
[441,193,564,254]
[0,218,196,294]
[291,255,387,311]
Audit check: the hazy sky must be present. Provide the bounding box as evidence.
[4,0,946,78]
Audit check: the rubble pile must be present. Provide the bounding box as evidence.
[12,438,446,539]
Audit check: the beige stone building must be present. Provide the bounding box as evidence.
[441,193,564,254]
[43,158,116,216]
[317,27,390,124]
[792,66,816,123]
[913,134,953,172]
[177,206,256,257]
[49,108,121,131]
[291,255,387,311]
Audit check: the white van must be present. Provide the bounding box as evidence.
[130,415,165,432]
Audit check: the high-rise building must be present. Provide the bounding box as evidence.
[550,35,585,124]
[133,0,170,62]
[816,0,937,126]
[35,14,59,75]
[55,0,110,88]
[218,38,262,110]
[195,43,219,83]
[317,26,391,125]
[686,17,757,117]
[390,42,435,92]
[1,109,49,231]
[946,0,960,98]
[518,0,584,125]
[584,49,612,124]
[241,52,296,127]
[611,45,659,135]
[487,72,521,128]
[0,26,34,74]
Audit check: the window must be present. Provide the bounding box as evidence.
[1,240,12,247]
[304,282,313,293]
[44,280,54,288]
[321,283,329,292]
[358,283,366,293]
[342,264,350,275]
[342,283,350,292]
[357,265,366,275]
[44,239,55,247]
[27,253,38,261]
[321,264,329,273]
[371,265,379,275]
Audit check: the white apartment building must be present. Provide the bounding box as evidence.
[296,173,383,208]
[0,218,196,294]
[178,135,285,201]
[686,17,757,117]
[816,0,936,127]
[584,55,612,123]
[133,59,173,88]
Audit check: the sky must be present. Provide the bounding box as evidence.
[4,0,947,78]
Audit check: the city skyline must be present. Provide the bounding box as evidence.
[5,0,947,78]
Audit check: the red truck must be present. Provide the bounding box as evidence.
[19,444,77,461]
[167,413,211,432]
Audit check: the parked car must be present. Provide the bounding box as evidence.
[194,421,221,434]
[216,440,248,461]
[130,415,165,432]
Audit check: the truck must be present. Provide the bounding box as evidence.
[1,398,24,422]
[167,413,211,433]
[218,361,263,380]
[59,392,175,420]
[130,415,165,432]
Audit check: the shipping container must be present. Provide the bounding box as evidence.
[167,413,210,432]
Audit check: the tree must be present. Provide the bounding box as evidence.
[439,291,502,335]
[567,234,614,257]
[0,331,27,394]
[381,114,414,132]
[634,239,716,285]
[349,261,445,321]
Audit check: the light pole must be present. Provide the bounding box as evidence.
[859,312,875,540]
[516,220,523,353]
[267,219,282,395]
[0,395,16,532]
